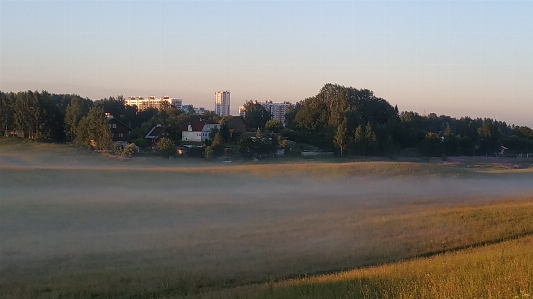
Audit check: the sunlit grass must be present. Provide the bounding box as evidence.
[198,236,533,299]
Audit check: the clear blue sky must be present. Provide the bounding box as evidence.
[1,0,532,127]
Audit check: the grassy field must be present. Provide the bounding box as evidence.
[193,235,533,299]
[1,140,533,298]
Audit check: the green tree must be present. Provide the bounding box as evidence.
[14,91,40,139]
[254,128,270,155]
[75,106,111,150]
[210,132,224,157]
[365,122,377,155]
[157,138,176,157]
[478,119,500,156]
[443,123,459,156]
[0,92,14,136]
[333,117,349,156]
[243,100,270,130]
[238,135,255,158]
[219,120,230,142]
[418,132,443,157]
[265,119,282,133]
[353,124,366,155]
[283,103,300,130]
[292,84,397,150]
[64,97,86,141]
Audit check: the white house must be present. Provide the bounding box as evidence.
[181,120,220,142]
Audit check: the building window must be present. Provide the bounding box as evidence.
[119,133,123,138]
[112,124,117,128]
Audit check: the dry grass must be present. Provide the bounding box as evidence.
[199,236,533,299]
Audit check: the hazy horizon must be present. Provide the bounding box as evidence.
[1,1,532,127]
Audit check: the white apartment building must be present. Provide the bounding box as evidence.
[261,101,292,126]
[215,91,230,117]
[125,96,182,111]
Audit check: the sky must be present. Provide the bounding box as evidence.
[1,0,532,127]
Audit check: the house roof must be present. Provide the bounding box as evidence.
[181,120,218,132]
[107,115,132,130]
[145,125,168,139]
[224,116,247,128]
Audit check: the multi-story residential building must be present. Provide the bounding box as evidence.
[215,91,230,117]
[261,101,292,126]
[125,96,182,111]
[162,96,182,110]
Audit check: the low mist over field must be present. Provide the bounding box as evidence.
[2,146,533,298]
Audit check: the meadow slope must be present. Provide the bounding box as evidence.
[1,141,533,298]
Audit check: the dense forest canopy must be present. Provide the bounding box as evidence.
[1,86,532,157]
[284,84,532,157]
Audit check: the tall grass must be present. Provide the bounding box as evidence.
[197,236,533,299]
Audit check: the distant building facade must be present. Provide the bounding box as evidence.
[182,120,221,142]
[238,106,246,118]
[215,91,230,117]
[261,101,292,126]
[125,96,182,111]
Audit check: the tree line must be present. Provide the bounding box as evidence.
[281,84,533,157]
[0,90,220,145]
[1,86,532,158]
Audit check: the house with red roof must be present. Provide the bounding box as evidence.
[182,120,220,142]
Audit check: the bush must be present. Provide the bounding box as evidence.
[109,143,123,155]
[156,138,176,157]
[204,146,214,160]
[122,143,137,158]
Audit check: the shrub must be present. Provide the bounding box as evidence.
[156,138,176,157]
[109,143,123,155]
[122,143,137,158]
[204,146,214,160]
